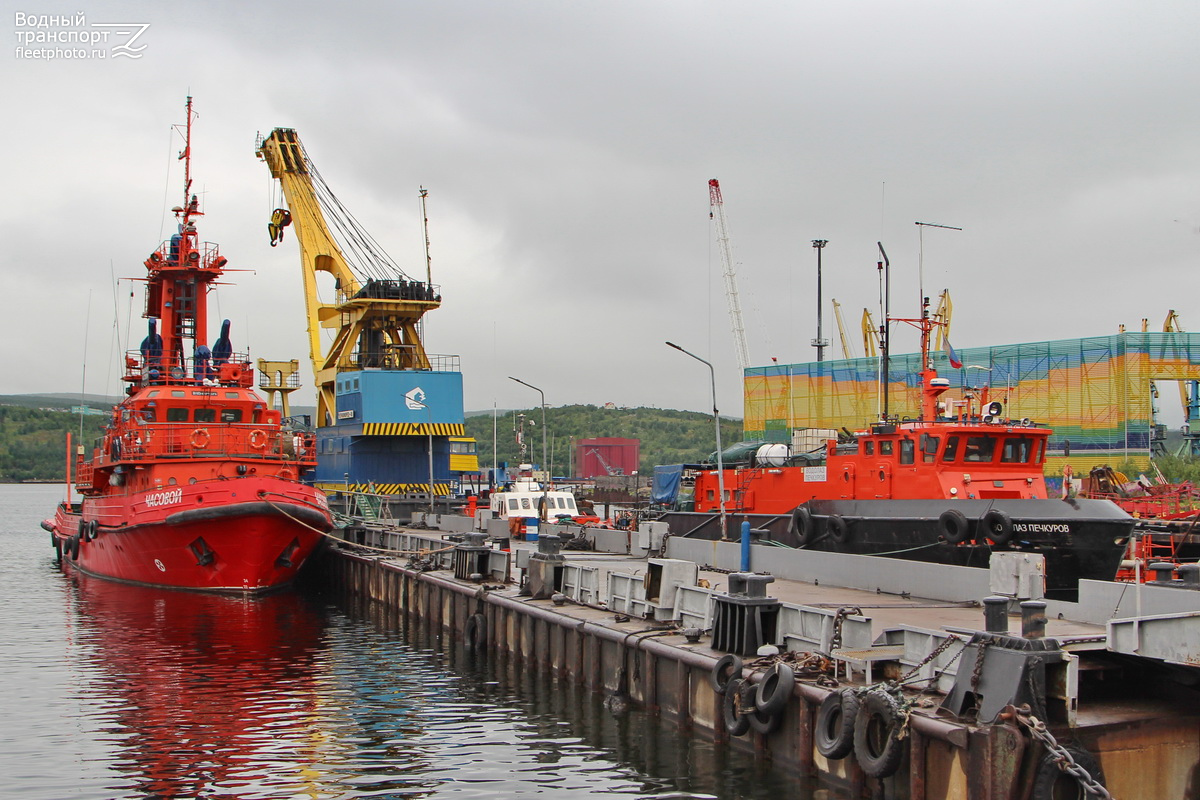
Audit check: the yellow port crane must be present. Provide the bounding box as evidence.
[256,128,438,428]
[831,299,855,359]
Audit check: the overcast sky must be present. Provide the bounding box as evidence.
[4,2,1198,421]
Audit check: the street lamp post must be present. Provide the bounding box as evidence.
[509,376,549,519]
[665,342,728,540]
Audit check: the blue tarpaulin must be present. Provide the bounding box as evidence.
[652,465,683,505]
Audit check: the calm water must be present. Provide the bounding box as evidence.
[2,484,826,800]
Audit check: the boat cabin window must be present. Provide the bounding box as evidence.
[963,436,996,462]
[943,436,959,462]
[921,435,940,463]
[864,441,875,455]
[166,408,188,422]
[220,408,243,423]
[194,408,216,423]
[171,390,186,398]
[1001,437,1035,463]
[224,392,239,399]
[879,441,894,456]
[899,439,915,464]
[1035,439,1045,464]
[520,497,532,510]
[508,498,519,512]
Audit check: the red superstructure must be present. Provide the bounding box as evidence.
[43,97,331,593]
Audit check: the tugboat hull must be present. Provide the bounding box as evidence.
[659,498,1131,600]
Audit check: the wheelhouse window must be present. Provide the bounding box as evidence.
[194,409,216,423]
[922,435,940,463]
[943,436,959,462]
[899,439,914,464]
[963,436,996,462]
[879,441,894,456]
[507,498,519,512]
[166,408,188,422]
[864,441,875,456]
[1002,437,1035,463]
[1035,439,1045,464]
[220,408,243,423]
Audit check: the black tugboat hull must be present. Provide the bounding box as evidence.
[657,498,1132,600]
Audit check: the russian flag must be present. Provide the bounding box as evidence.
[944,338,963,369]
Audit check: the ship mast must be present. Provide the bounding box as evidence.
[140,96,228,384]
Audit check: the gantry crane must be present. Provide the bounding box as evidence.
[932,290,953,352]
[708,179,751,370]
[1162,310,1200,456]
[862,309,879,359]
[256,128,477,500]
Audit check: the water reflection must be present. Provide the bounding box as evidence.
[61,570,826,799]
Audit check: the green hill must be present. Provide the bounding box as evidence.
[465,405,742,475]
[0,406,106,482]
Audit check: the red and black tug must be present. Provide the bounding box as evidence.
[42,98,331,593]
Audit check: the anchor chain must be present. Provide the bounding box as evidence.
[1011,705,1114,799]
[828,606,861,654]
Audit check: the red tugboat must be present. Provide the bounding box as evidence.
[656,298,1133,600]
[43,98,332,593]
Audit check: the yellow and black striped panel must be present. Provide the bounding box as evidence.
[317,482,455,496]
[361,422,466,437]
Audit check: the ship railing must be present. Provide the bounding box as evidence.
[108,424,317,465]
[123,349,255,388]
[344,350,462,373]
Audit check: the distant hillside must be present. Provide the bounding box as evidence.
[466,404,742,475]
[0,406,105,482]
[0,393,120,411]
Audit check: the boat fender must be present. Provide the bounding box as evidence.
[827,514,852,545]
[721,678,753,737]
[938,508,971,544]
[815,689,859,759]
[853,689,906,778]
[709,653,744,695]
[248,429,267,450]
[52,534,62,562]
[747,702,784,735]
[981,508,1014,546]
[1030,742,1105,800]
[788,506,814,546]
[754,662,795,717]
[77,517,87,542]
[68,534,80,560]
[463,612,487,652]
[191,428,210,449]
[86,519,98,541]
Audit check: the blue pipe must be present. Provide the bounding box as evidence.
[741,520,751,572]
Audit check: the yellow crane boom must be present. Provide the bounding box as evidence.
[256,128,439,427]
[831,299,854,359]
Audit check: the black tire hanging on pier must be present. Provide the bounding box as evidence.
[788,506,814,546]
[1030,742,1105,800]
[721,678,753,737]
[981,508,1014,546]
[827,514,852,545]
[463,612,487,652]
[853,690,906,778]
[755,662,795,717]
[709,653,743,695]
[747,703,783,735]
[938,508,971,544]
[815,689,859,759]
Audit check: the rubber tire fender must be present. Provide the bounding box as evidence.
[1030,742,1105,800]
[709,653,744,695]
[853,690,906,778]
[747,703,783,736]
[68,534,80,560]
[721,678,753,737]
[815,689,859,759]
[77,518,87,543]
[827,514,852,545]
[981,508,1014,546]
[755,662,795,717]
[87,519,99,541]
[52,534,62,562]
[463,612,487,652]
[788,506,814,546]
[938,508,971,544]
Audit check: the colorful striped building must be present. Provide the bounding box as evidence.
[743,332,1200,473]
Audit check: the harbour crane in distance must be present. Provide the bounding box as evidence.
[708,179,751,371]
[1162,310,1200,457]
[861,309,879,359]
[255,128,477,502]
[832,299,855,359]
[932,290,953,352]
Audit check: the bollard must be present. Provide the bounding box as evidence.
[1020,600,1047,639]
[983,595,1010,634]
[1149,562,1176,583]
[1179,563,1200,588]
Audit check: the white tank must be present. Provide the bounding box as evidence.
[755,443,790,467]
